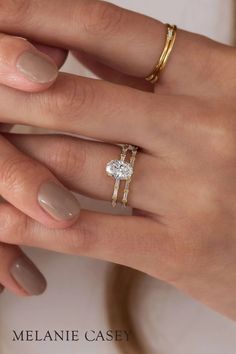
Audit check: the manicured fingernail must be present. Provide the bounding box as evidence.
[16,51,58,84]
[10,257,47,296]
[38,181,81,221]
[0,284,4,294]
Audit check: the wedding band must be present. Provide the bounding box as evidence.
[106,144,138,207]
[146,24,177,84]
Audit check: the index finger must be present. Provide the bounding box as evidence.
[0,0,222,89]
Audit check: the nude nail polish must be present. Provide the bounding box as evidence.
[38,181,81,221]
[10,257,47,296]
[16,51,58,84]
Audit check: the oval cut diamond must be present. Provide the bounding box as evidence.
[106,160,133,180]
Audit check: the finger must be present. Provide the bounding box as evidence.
[7,134,162,214]
[0,33,59,92]
[7,134,146,209]
[0,204,166,277]
[0,135,81,229]
[0,0,222,91]
[33,43,68,69]
[0,73,181,150]
[0,241,46,296]
[72,50,152,92]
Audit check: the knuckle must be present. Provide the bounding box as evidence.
[186,100,236,163]
[192,35,218,82]
[210,125,236,162]
[50,136,87,182]
[176,239,208,273]
[67,220,98,255]
[163,206,228,282]
[0,156,40,194]
[164,237,209,281]
[0,205,28,245]
[153,223,213,282]
[170,98,236,164]
[44,76,95,123]
[13,211,29,245]
[80,0,124,37]
[0,0,32,26]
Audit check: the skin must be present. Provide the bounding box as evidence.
[0,32,74,295]
[0,0,236,320]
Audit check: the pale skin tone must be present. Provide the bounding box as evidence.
[0,0,236,320]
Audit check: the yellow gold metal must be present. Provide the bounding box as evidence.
[112,179,120,207]
[108,144,138,208]
[122,146,138,207]
[146,24,177,84]
[111,144,129,208]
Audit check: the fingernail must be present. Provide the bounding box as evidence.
[0,284,4,294]
[10,257,47,296]
[16,51,58,84]
[38,181,81,221]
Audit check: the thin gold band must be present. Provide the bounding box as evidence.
[122,147,138,207]
[111,145,128,208]
[146,24,177,84]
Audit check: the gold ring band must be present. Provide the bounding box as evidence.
[146,24,177,84]
[106,144,138,208]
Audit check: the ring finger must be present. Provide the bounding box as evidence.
[8,133,172,214]
[0,134,81,229]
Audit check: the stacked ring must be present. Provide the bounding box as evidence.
[106,145,138,208]
[146,24,177,84]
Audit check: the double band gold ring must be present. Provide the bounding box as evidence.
[146,24,177,84]
[106,145,138,208]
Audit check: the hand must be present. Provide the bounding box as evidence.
[0,33,82,297]
[1,0,236,320]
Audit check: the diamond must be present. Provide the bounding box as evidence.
[106,160,133,180]
[167,28,173,39]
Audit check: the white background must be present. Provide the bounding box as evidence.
[0,1,236,353]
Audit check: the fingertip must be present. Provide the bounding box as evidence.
[38,181,81,226]
[16,50,58,86]
[33,43,69,69]
[0,34,59,92]
[10,256,47,296]
[0,240,47,298]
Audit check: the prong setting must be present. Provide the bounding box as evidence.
[106,160,133,180]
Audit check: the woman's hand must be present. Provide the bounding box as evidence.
[0,33,82,297]
[1,0,236,320]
